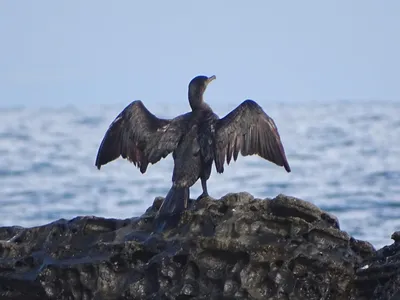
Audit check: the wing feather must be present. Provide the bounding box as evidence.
[214,99,291,173]
[95,100,185,173]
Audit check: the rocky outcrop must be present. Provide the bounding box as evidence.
[0,193,398,300]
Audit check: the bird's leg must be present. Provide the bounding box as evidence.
[197,178,209,200]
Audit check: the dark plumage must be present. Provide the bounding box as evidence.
[95,75,291,217]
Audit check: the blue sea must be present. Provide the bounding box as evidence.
[0,100,399,249]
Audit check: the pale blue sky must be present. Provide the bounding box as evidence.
[1,1,399,108]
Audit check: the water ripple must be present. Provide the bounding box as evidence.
[0,101,399,249]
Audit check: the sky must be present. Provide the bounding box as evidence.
[1,1,399,108]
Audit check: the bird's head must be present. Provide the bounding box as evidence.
[188,75,216,97]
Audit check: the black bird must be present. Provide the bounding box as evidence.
[95,75,291,216]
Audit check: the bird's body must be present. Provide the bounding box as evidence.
[95,75,291,217]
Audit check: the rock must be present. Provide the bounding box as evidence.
[0,192,396,299]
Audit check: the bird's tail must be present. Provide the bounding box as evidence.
[157,185,190,217]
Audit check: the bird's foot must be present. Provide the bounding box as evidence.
[196,192,209,201]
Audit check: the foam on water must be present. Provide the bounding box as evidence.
[0,101,399,249]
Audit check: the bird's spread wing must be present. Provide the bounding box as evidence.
[95,100,186,173]
[214,99,291,173]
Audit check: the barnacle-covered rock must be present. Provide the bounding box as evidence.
[0,193,394,299]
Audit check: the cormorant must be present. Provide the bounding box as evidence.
[95,75,291,216]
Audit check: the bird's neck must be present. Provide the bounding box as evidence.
[189,93,206,111]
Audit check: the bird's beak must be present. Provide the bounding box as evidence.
[207,75,216,84]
